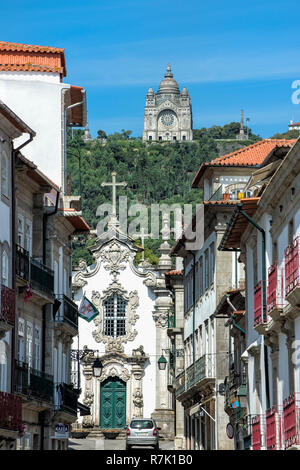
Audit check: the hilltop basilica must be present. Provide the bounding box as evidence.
[142,65,193,142]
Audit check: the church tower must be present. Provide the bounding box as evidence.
[142,65,193,142]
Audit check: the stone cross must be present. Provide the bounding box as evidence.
[101,172,127,218]
[140,227,153,261]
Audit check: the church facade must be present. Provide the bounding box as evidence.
[72,197,176,439]
[142,65,193,142]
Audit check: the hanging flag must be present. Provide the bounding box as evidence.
[78,296,99,322]
[24,284,32,303]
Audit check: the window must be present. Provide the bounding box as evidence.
[25,221,32,256]
[1,152,8,197]
[173,136,176,141]
[104,294,127,337]
[149,136,152,141]
[26,322,33,368]
[2,250,8,286]
[199,257,203,296]
[18,215,24,248]
[159,136,162,141]
[182,135,186,141]
[204,249,209,290]
[34,327,41,371]
[0,342,7,392]
[18,318,25,363]
[209,242,215,285]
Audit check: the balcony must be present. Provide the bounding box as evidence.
[30,258,54,297]
[0,285,15,333]
[283,393,300,450]
[55,382,78,416]
[14,361,54,404]
[16,244,29,281]
[251,415,264,450]
[175,370,185,398]
[0,391,22,433]
[224,370,247,414]
[54,294,78,335]
[267,263,285,322]
[175,354,214,400]
[265,406,282,450]
[285,238,300,308]
[253,281,269,334]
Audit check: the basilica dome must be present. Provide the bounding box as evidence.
[157,64,180,95]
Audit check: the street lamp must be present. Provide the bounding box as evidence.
[93,357,103,377]
[158,354,167,371]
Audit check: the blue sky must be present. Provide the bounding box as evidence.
[2,0,300,138]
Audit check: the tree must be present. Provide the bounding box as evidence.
[97,129,107,139]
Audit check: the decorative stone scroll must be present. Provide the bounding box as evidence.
[91,280,139,344]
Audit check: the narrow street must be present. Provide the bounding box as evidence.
[68,438,175,451]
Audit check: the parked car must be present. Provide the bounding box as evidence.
[126,418,160,450]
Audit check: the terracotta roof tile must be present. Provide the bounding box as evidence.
[0,41,66,77]
[165,270,183,276]
[192,139,296,188]
[211,139,295,166]
[0,41,64,53]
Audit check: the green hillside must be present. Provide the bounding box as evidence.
[67,124,261,267]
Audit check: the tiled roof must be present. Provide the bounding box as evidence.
[0,41,64,53]
[0,64,64,74]
[203,200,237,206]
[289,122,300,126]
[0,41,66,78]
[164,270,183,276]
[211,139,295,166]
[192,139,296,188]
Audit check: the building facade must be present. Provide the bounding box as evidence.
[142,65,193,143]
[0,41,87,192]
[219,137,300,450]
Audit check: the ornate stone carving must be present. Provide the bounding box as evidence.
[83,391,94,407]
[152,309,168,329]
[72,258,101,289]
[105,338,124,354]
[92,281,139,344]
[82,415,94,428]
[98,364,131,383]
[99,241,130,279]
[133,389,143,408]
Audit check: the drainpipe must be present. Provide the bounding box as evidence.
[226,296,246,336]
[188,251,196,450]
[236,203,270,410]
[41,190,60,450]
[11,134,34,394]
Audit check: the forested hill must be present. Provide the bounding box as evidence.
[67,123,261,266]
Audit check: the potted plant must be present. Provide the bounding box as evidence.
[102,428,120,439]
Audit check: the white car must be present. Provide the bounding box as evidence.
[126,418,160,450]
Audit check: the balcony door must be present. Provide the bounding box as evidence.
[100,377,126,429]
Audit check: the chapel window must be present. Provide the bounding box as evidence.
[103,294,127,338]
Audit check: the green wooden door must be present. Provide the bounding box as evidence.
[100,377,126,429]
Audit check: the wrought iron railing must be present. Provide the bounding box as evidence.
[175,370,185,397]
[265,405,283,450]
[267,263,285,312]
[55,294,78,330]
[16,244,30,280]
[0,391,22,432]
[30,258,54,296]
[1,284,15,325]
[175,354,214,396]
[14,360,54,403]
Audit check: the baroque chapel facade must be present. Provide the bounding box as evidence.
[72,205,176,439]
[142,65,193,142]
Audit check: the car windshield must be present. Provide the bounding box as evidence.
[130,420,154,429]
